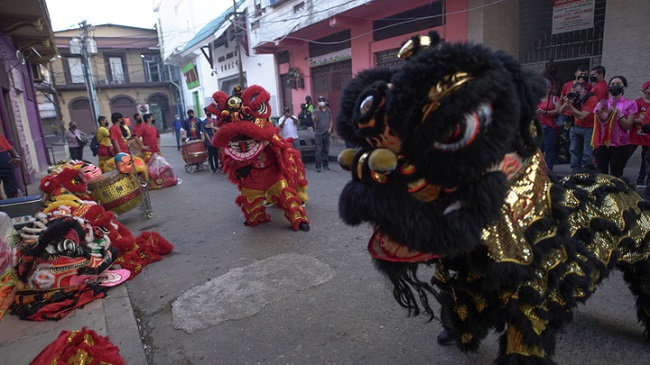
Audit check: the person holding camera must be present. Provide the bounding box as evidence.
[278,107,300,151]
[298,96,314,128]
[592,76,638,177]
[65,122,86,161]
[563,82,598,172]
[555,65,593,165]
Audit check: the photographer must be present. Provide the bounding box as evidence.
[562,82,598,172]
[65,122,86,161]
[298,102,313,129]
[278,107,300,150]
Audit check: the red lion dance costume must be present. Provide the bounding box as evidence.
[208,85,310,232]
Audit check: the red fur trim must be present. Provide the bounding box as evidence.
[212,91,229,109]
[39,174,60,193]
[241,84,271,118]
[114,232,173,278]
[207,91,229,117]
[135,231,174,255]
[214,119,277,148]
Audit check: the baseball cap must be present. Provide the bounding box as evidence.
[642,80,650,92]
[318,96,325,101]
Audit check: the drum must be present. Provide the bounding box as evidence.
[88,171,143,214]
[181,140,208,164]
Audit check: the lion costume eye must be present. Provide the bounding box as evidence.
[227,96,242,109]
[432,103,492,151]
[360,95,374,116]
[255,102,268,115]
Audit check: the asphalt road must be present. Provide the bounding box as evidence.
[119,133,650,364]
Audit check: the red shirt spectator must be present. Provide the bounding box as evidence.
[631,89,650,146]
[140,124,160,154]
[591,80,608,101]
[109,123,128,154]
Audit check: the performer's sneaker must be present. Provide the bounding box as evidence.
[298,222,310,232]
[436,329,455,346]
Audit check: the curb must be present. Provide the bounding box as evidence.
[104,284,148,364]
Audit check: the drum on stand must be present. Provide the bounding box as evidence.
[88,170,143,215]
[181,140,208,165]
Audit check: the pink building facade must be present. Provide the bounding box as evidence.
[250,0,468,119]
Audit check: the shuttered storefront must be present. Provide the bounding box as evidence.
[519,0,606,80]
[309,30,353,120]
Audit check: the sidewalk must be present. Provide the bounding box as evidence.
[0,132,342,364]
[0,142,148,365]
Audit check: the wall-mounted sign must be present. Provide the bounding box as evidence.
[552,0,595,34]
[309,48,352,67]
[182,62,200,89]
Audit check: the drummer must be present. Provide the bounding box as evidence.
[182,109,203,142]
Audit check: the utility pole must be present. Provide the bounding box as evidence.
[72,21,100,127]
[232,0,245,87]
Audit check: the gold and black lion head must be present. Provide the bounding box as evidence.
[336,31,547,260]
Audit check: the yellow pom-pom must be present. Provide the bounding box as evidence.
[337,149,357,170]
[368,148,398,173]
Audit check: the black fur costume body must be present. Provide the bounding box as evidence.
[335,32,650,364]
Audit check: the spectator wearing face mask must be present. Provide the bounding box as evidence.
[561,82,598,172]
[560,65,593,123]
[592,76,638,177]
[589,66,608,101]
[312,96,333,172]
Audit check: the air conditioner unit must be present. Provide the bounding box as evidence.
[99,79,109,85]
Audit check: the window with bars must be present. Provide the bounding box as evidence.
[143,54,163,82]
[66,57,84,84]
[519,0,606,64]
[105,55,127,84]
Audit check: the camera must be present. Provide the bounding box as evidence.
[567,92,579,99]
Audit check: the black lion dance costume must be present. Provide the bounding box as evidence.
[336,32,650,364]
[208,85,310,231]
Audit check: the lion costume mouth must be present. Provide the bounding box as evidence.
[224,135,269,161]
[368,229,442,262]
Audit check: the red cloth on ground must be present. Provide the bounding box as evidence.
[30,327,125,365]
[115,231,173,278]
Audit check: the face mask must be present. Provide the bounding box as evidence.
[576,75,586,82]
[608,85,624,96]
[318,102,325,107]
[589,76,597,83]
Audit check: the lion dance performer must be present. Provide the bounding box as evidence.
[208,85,310,231]
[335,32,650,365]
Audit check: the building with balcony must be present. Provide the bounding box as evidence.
[49,24,177,134]
[0,0,57,188]
[155,0,280,119]
[248,0,471,119]
[248,0,649,118]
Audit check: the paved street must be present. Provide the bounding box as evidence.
[118,133,650,364]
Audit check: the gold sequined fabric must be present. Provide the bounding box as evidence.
[480,152,551,265]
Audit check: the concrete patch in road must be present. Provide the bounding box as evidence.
[172,254,335,333]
